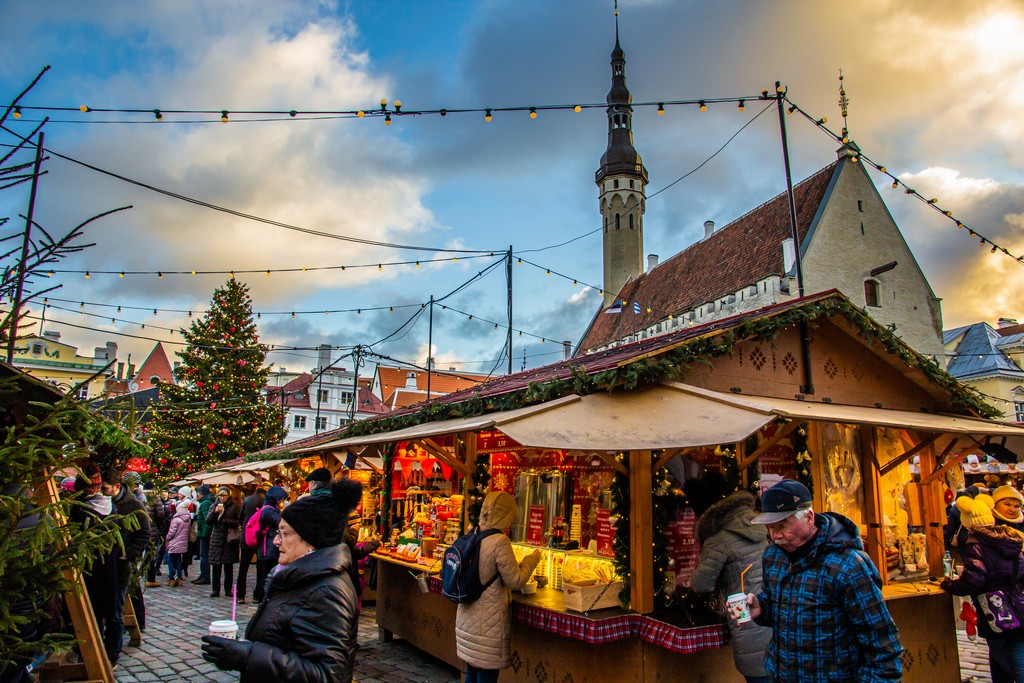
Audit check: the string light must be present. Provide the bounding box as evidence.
[220,110,229,123]
[12,106,21,119]
[85,271,90,279]
[573,105,581,113]
[357,110,365,118]
[289,110,297,118]
[657,103,664,115]
[737,100,745,112]
[154,109,163,121]
[79,105,90,112]
[384,113,392,126]
[529,107,537,119]
[485,109,492,122]
[119,272,124,278]
[158,271,163,278]
[699,101,707,112]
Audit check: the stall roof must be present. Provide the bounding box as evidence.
[199,470,257,486]
[666,383,1024,437]
[225,458,297,472]
[300,387,775,453]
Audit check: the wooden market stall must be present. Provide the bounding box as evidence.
[298,291,1024,683]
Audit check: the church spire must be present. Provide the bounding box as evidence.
[597,2,648,307]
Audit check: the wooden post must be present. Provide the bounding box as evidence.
[917,442,946,577]
[807,422,826,513]
[123,596,142,647]
[858,426,887,582]
[628,450,654,614]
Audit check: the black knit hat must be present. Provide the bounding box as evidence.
[281,479,362,549]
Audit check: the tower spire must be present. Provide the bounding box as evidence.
[596,4,648,307]
[838,68,850,142]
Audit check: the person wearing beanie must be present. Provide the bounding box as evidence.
[206,487,242,598]
[164,501,193,587]
[252,486,287,603]
[941,493,1024,681]
[235,487,265,604]
[304,467,332,496]
[993,486,1024,530]
[455,491,541,682]
[202,479,363,682]
[946,485,983,555]
[192,484,215,585]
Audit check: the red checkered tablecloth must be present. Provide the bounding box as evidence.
[424,576,727,654]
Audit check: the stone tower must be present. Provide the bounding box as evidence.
[596,24,648,307]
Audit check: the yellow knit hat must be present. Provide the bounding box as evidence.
[957,494,995,529]
[992,486,1024,523]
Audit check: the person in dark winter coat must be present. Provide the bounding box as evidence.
[941,494,1024,681]
[235,488,264,604]
[102,469,152,647]
[691,492,772,683]
[206,488,242,598]
[193,485,214,585]
[146,489,173,586]
[745,480,902,682]
[201,479,363,683]
[253,486,286,603]
[69,466,121,665]
[993,486,1024,533]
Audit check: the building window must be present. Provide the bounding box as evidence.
[857,200,864,212]
[1016,401,1024,423]
[317,388,329,404]
[629,213,634,230]
[76,386,89,401]
[340,391,353,404]
[315,416,328,431]
[293,415,307,429]
[615,213,621,230]
[613,179,619,189]
[864,279,881,307]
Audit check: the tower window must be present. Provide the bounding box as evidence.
[857,200,864,212]
[614,179,619,189]
[864,279,881,307]
[615,213,621,230]
[861,222,865,235]
[614,65,623,76]
[629,214,634,230]
[604,216,608,234]
[629,179,634,189]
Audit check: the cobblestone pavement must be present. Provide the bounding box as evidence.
[957,627,992,683]
[115,568,459,683]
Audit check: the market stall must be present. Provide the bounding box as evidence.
[298,292,1024,682]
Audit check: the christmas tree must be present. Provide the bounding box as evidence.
[148,278,286,477]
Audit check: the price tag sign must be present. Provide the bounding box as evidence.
[670,507,700,588]
[526,505,546,545]
[595,508,615,557]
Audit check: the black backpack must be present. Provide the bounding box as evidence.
[440,527,501,603]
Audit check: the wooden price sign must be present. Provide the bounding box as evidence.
[668,507,700,588]
[526,505,546,545]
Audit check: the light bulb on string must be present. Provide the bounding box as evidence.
[158,271,163,278]
[546,270,551,276]
[380,98,388,111]
[154,109,163,121]
[289,110,297,118]
[79,105,90,112]
[384,113,392,126]
[415,261,420,268]
[85,271,90,279]
[485,109,492,122]
[393,100,402,112]
[572,280,577,287]
[657,103,664,115]
[117,306,122,313]
[12,106,21,119]
[891,180,899,189]
[291,312,295,318]
[357,110,365,118]
[737,100,745,112]
[221,111,229,123]
[529,107,537,119]
[573,104,581,112]
[119,272,124,278]
[47,270,53,277]
[378,264,382,271]
[699,101,706,112]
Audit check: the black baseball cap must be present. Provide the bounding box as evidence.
[751,480,813,524]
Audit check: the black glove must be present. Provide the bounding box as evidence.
[200,635,250,671]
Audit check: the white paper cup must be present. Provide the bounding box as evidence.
[726,593,751,624]
[209,620,238,639]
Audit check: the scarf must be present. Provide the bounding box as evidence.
[86,494,113,516]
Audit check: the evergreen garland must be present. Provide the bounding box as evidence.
[381,442,395,536]
[610,464,631,607]
[650,462,675,610]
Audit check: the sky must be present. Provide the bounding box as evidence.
[1,0,1023,380]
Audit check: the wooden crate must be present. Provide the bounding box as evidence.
[563,580,622,613]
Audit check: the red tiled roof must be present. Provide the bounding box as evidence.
[356,386,390,415]
[375,365,489,405]
[578,162,839,352]
[265,374,312,408]
[997,323,1024,337]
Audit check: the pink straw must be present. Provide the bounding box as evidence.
[232,583,237,622]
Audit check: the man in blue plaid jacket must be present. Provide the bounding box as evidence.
[744,480,903,682]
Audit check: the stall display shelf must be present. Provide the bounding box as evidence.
[510,543,617,591]
[372,551,442,574]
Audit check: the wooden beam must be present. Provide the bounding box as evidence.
[878,434,940,477]
[737,421,798,470]
[917,443,947,577]
[594,451,629,476]
[653,448,693,473]
[920,439,967,486]
[628,450,654,614]
[415,438,471,477]
[859,426,887,582]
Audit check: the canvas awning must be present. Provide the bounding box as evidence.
[665,382,1024,437]
[299,387,776,453]
[225,458,298,472]
[198,470,257,486]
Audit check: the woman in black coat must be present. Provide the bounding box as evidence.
[201,479,363,683]
[206,488,242,598]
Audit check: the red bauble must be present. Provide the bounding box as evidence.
[221,428,230,435]
[207,443,216,451]
[159,458,168,465]
[230,327,236,333]
[210,402,217,409]
[213,384,219,390]
[197,381,204,388]
[163,443,170,449]
[238,360,246,366]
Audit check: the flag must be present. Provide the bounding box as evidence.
[633,301,641,314]
[604,301,622,314]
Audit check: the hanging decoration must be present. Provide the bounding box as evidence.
[467,452,491,527]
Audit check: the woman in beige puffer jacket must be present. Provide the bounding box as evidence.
[456,491,541,682]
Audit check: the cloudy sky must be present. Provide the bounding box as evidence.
[1,0,1022,378]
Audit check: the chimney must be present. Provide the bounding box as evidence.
[998,318,1019,329]
[406,371,418,389]
[647,254,659,271]
[127,363,136,379]
[704,220,715,239]
[562,341,572,360]
[116,362,124,380]
[317,343,331,372]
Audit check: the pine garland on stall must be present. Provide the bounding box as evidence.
[610,463,631,607]
[651,463,675,611]
[381,442,395,537]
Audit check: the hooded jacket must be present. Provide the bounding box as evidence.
[112,484,152,587]
[690,492,772,677]
[235,543,359,683]
[754,512,902,682]
[257,495,284,564]
[941,524,1024,639]
[206,497,242,565]
[455,491,540,670]
[165,506,192,555]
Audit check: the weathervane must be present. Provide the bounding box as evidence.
[838,68,850,143]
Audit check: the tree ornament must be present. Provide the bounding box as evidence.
[221,428,230,435]
[207,443,216,451]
